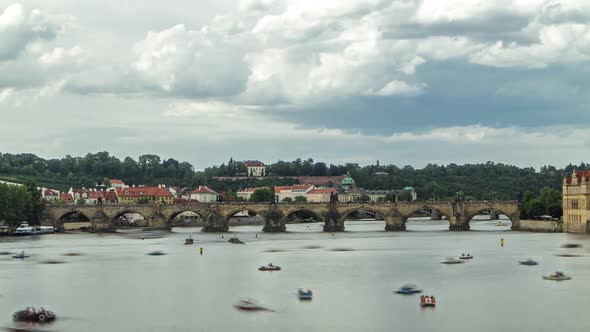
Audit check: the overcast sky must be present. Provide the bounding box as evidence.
[1,0,589,170]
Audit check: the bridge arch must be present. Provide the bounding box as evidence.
[110,209,151,227]
[465,208,518,229]
[55,210,92,229]
[336,207,388,231]
[166,209,207,226]
[281,208,325,225]
[222,208,267,231]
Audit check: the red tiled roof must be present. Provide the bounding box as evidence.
[244,160,265,167]
[104,191,118,202]
[60,193,74,202]
[567,170,590,185]
[44,189,58,196]
[117,186,173,197]
[87,190,107,199]
[191,186,217,194]
[308,188,336,194]
[110,179,125,184]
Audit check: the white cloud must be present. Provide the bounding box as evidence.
[472,23,590,68]
[132,24,250,97]
[0,87,14,102]
[0,3,59,61]
[363,80,426,97]
[38,45,83,65]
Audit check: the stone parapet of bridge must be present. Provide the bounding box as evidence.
[42,201,520,232]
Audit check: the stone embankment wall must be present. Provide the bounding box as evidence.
[63,222,92,230]
[519,219,562,232]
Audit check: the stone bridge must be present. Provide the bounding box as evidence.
[42,200,520,232]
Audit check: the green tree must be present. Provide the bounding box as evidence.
[282,197,293,203]
[294,196,307,203]
[137,197,150,204]
[526,198,545,218]
[398,191,413,202]
[249,188,275,202]
[77,197,87,205]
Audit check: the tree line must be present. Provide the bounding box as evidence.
[0,152,583,206]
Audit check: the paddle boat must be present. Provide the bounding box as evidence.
[519,258,539,266]
[13,307,56,323]
[441,257,463,264]
[233,300,272,311]
[185,236,194,245]
[298,288,313,300]
[561,243,582,249]
[228,237,245,244]
[459,253,473,260]
[420,295,436,307]
[395,284,422,295]
[555,253,582,257]
[542,271,571,281]
[258,263,281,271]
[147,250,167,256]
[12,251,30,259]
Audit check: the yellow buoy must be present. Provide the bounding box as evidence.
[500,238,504,247]
[200,247,203,255]
[221,234,224,239]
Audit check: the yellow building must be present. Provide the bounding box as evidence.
[563,170,590,233]
[116,186,174,204]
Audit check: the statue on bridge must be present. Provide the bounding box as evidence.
[455,191,465,202]
[330,192,339,203]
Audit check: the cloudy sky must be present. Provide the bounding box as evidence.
[1,0,589,169]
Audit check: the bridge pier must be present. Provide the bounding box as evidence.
[201,210,228,232]
[431,210,442,221]
[510,215,520,230]
[449,215,470,231]
[385,216,406,231]
[489,209,499,220]
[262,205,286,232]
[323,207,344,232]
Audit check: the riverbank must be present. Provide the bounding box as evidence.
[519,219,562,232]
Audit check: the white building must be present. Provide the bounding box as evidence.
[244,161,266,177]
[109,179,126,189]
[42,189,60,202]
[275,185,315,202]
[237,188,258,201]
[189,186,218,202]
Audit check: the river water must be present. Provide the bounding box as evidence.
[0,217,589,332]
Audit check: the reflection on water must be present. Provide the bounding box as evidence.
[0,218,588,332]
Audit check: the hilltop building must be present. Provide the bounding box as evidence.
[563,170,590,233]
[244,161,266,177]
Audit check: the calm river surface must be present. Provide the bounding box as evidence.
[1,218,589,332]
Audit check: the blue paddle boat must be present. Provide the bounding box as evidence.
[519,258,539,266]
[298,288,313,300]
[395,284,422,294]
